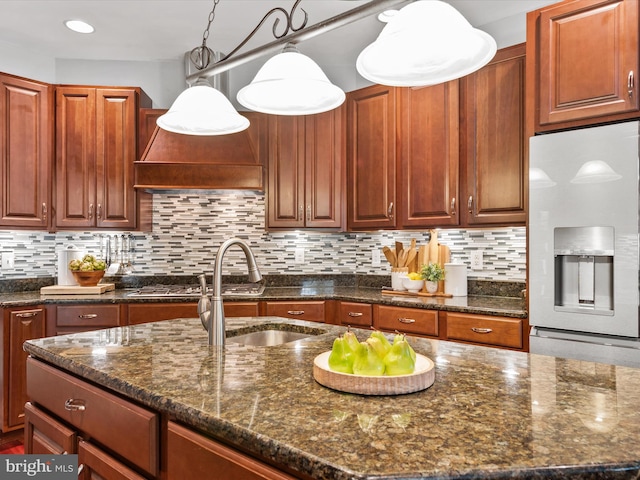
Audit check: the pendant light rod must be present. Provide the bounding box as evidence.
[186,0,415,83]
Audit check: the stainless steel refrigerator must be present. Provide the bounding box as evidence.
[528,120,640,367]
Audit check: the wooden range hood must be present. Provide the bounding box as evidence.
[134,111,266,192]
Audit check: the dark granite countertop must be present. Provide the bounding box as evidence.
[0,284,526,319]
[24,317,640,479]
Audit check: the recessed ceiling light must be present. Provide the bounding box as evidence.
[64,20,95,34]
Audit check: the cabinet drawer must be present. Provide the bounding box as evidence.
[225,302,260,317]
[26,358,158,476]
[338,302,372,327]
[445,313,523,349]
[127,303,197,325]
[56,304,120,328]
[375,306,438,337]
[264,301,325,322]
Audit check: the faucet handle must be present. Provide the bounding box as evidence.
[197,274,208,293]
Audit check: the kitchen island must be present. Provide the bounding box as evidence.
[23,316,640,479]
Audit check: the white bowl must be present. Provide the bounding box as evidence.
[402,278,424,293]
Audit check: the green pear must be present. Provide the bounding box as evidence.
[328,336,354,374]
[343,328,360,354]
[352,341,386,376]
[393,332,416,362]
[369,330,392,357]
[365,336,389,360]
[383,337,416,376]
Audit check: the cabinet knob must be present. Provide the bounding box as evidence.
[42,203,47,221]
[64,398,86,411]
[16,311,38,318]
[287,310,305,316]
[89,204,94,220]
[78,314,98,319]
[471,327,493,334]
[306,205,311,222]
[397,317,416,324]
[451,197,456,216]
[387,202,394,220]
[628,71,635,98]
[97,204,102,219]
[298,204,304,221]
[348,312,363,317]
[468,196,473,214]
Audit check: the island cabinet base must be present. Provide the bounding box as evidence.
[25,357,159,478]
[167,421,301,480]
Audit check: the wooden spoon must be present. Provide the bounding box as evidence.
[382,246,396,267]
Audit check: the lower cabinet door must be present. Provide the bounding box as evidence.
[167,421,298,480]
[79,439,147,480]
[24,402,76,455]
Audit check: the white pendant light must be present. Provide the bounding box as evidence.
[357,0,497,87]
[237,44,345,116]
[156,81,250,136]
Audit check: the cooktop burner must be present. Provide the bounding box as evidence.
[128,283,265,298]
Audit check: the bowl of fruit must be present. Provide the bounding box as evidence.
[313,328,435,395]
[68,254,107,286]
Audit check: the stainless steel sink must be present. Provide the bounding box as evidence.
[227,328,322,346]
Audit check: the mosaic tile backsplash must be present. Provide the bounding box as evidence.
[0,192,526,281]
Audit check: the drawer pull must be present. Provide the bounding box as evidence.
[64,398,86,412]
[348,312,364,317]
[78,314,98,319]
[287,310,305,315]
[471,327,493,334]
[16,312,38,318]
[398,317,416,324]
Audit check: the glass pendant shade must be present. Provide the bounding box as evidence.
[570,160,622,184]
[357,0,497,87]
[237,50,345,115]
[157,84,250,136]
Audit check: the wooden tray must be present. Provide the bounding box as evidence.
[381,289,453,298]
[40,283,115,295]
[313,351,435,395]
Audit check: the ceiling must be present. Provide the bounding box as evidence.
[1,0,556,70]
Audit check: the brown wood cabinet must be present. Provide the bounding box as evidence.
[168,421,298,480]
[48,303,122,336]
[0,306,45,432]
[337,301,372,327]
[266,107,345,230]
[127,301,259,325]
[397,82,460,227]
[461,43,527,226]
[346,84,397,230]
[26,357,159,477]
[263,301,326,323]
[55,85,151,230]
[0,73,53,229]
[444,312,525,350]
[374,305,439,338]
[527,0,640,132]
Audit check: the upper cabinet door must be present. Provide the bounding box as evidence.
[397,82,460,228]
[461,44,527,226]
[530,0,640,130]
[95,88,136,229]
[267,115,306,229]
[347,85,397,230]
[0,74,52,229]
[55,87,97,228]
[304,107,345,229]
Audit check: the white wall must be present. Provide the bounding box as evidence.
[0,39,56,82]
